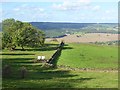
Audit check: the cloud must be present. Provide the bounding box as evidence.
[101,16,117,21]
[52,0,91,11]
[92,5,100,11]
[1,0,119,2]
[13,5,45,12]
[105,10,117,14]
[105,10,111,14]
[34,8,44,12]
[13,8,20,11]
[1,0,91,2]
[12,4,45,16]
[5,4,46,22]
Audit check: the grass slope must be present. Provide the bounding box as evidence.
[58,43,118,69]
[3,69,118,88]
[2,43,59,66]
[2,43,118,88]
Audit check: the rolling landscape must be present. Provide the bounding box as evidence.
[1,21,119,89]
[30,22,118,38]
[1,1,119,89]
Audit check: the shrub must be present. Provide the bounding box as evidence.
[3,65,12,78]
[42,63,53,68]
[20,66,27,79]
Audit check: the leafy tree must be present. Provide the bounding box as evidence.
[2,18,45,50]
[2,19,17,50]
[16,23,45,50]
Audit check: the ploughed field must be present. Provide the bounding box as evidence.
[2,42,118,88]
[46,33,119,43]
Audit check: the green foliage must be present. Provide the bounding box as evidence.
[15,23,45,49]
[93,40,120,46]
[0,32,2,49]
[2,19,17,50]
[2,18,45,50]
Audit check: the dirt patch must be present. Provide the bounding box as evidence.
[46,33,119,43]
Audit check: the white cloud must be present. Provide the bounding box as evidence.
[13,8,20,11]
[12,4,45,14]
[21,4,28,7]
[92,5,100,11]
[34,8,44,12]
[101,16,117,21]
[105,10,111,14]
[10,4,46,22]
[0,0,119,2]
[52,0,91,11]
[105,10,117,14]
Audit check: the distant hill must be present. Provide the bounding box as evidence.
[30,22,95,30]
[0,22,118,37]
[30,22,118,37]
[30,22,117,30]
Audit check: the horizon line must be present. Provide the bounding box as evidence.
[29,22,118,24]
[0,21,118,24]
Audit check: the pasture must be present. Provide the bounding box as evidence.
[3,69,118,88]
[2,42,118,88]
[58,43,118,69]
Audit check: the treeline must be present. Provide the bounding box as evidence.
[2,18,45,50]
[30,22,117,30]
[92,40,120,45]
[30,22,93,30]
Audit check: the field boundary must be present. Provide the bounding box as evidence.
[47,42,64,66]
[57,65,118,72]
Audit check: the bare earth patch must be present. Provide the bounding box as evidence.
[46,33,119,43]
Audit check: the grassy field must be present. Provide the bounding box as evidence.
[58,43,118,69]
[2,42,59,65]
[3,69,118,88]
[2,43,118,88]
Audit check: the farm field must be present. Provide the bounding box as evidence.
[2,42,118,88]
[46,33,119,43]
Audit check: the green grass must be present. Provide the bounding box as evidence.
[3,70,118,88]
[2,43,118,88]
[58,43,118,69]
[2,69,118,88]
[2,43,59,66]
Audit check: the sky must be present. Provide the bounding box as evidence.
[0,0,119,23]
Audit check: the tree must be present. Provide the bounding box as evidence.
[16,23,45,50]
[2,18,45,50]
[2,19,17,50]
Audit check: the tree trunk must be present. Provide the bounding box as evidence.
[21,45,25,51]
[10,45,16,51]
